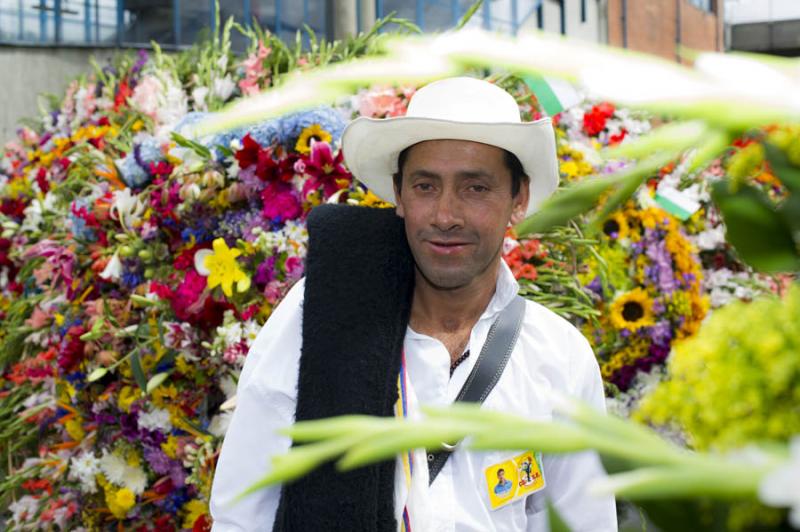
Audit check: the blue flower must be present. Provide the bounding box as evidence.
[276,106,347,147]
[118,154,149,188]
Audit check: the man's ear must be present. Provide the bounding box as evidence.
[393,176,405,218]
[510,178,530,225]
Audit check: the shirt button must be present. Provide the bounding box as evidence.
[427,454,435,462]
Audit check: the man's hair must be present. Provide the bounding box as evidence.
[392,145,528,197]
[497,468,505,476]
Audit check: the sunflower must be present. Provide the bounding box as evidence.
[609,288,655,331]
[601,211,629,240]
[295,124,332,155]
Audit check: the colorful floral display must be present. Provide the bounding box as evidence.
[579,201,709,391]
[1,23,796,531]
[0,26,365,528]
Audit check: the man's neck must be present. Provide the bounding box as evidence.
[408,261,500,357]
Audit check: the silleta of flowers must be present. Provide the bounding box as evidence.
[0,32,359,529]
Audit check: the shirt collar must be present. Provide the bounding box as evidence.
[483,259,519,321]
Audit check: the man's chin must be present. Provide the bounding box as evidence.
[416,267,475,291]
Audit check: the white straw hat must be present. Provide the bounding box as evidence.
[342,76,559,215]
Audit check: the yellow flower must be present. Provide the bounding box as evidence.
[359,190,394,208]
[117,385,140,412]
[182,499,209,530]
[202,238,251,298]
[294,124,332,155]
[601,211,629,240]
[65,417,85,441]
[161,435,179,459]
[105,487,136,519]
[609,288,655,331]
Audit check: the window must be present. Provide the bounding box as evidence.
[0,0,326,50]
[688,0,712,12]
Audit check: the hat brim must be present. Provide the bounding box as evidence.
[341,116,559,216]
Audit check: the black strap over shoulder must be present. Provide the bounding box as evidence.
[427,295,526,485]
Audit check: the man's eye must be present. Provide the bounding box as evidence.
[414,183,434,192]
[469,185,489,193]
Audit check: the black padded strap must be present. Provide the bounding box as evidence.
[426,295,526,485]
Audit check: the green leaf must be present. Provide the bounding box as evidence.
[518,151,674,237]
[87,367,109,383]
[547,500,572,532]
[130,351,148,392]
[146,372,170,394]
[516,175,623,237]
[763,142,800,194]
[711,181,799,272]
[635,499,730,532]
[457,0,484,30]
[170,131,212,159]
[685,128,732,173]
[130,294,157,307]
[604,121,708,160]
[79,318,105,341]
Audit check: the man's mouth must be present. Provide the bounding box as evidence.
[426,240,472,255]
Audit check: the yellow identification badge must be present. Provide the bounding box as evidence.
[484,451,545,510]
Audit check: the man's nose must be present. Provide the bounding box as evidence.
[432,188,464,231]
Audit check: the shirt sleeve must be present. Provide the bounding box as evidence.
[526,327,618,532]
[210,279,305,532]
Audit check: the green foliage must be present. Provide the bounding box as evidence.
[711,182,799,272]
[637,284,800,450]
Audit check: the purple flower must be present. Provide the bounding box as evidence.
[649,321,673,344]
[254,256,276,286]
[144,445,173,475]
[586,276,603,296]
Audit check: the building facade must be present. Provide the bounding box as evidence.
[726,0,800,56]
[606,0,723,62]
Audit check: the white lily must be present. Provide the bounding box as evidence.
[110,188,146,231]
[194,248,213,276]
[99,250,123,281]
[213,75,236,101]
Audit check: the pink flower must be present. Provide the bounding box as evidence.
[238,41,271,96]
[261,182,302,223]
[264,279,291,305]
[130,75,162,119]
[171,271,207,321]
[223,342,248,365]
[300,141,352,198]
[357,85,414,118]
[285,256,304,281]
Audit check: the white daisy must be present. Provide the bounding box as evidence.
[137,407,173,433]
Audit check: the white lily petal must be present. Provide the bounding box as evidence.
[99,251,123,281]
[194,249,213,276]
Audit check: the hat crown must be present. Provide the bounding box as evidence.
[406,77,522,124]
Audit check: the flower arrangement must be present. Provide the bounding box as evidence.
[579,201,709,392]
[0,21,367,527]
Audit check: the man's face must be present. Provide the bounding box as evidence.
[497,470,506,481]
[394,139,529,291]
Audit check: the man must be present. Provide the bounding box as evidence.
[210,77,616,531]
[494,469,513,496]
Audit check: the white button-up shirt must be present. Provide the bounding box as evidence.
[210,261,617,531]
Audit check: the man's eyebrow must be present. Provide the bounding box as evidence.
[455,169,494,180]
[408,169,440,179]
[408,169,495,180]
